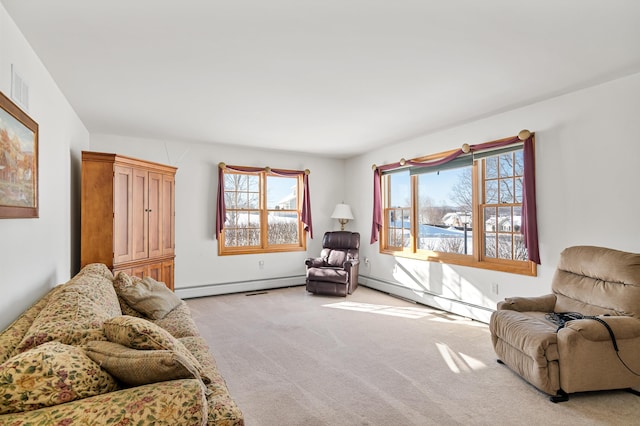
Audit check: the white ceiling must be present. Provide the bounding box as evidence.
[3,1,640,159]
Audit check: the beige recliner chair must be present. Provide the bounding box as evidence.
[490,245,640,402]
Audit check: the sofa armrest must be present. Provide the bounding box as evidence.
[563,316,640,342]
[0,379,207,426]
[497,294,557,312]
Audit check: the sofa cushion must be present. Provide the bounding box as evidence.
[116,276,182,320]
[84,341,201,386]
[490,310,559,363]
[0,380,209,425]
[76,263,116,281]
[113,273,146,318]
[11,264,124,356]
[61,263,121,319]
[0,286,64,364]
[103,316,209,384]
[0,342,119,414]
[152,302,201,338]
[14,291,111,354]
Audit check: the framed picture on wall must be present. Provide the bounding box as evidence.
[0,91,39,218]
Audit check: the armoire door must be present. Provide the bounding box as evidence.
[132,168,149,260]
[148,172,163,258]
[113,166,133,264]
[161,174,175,256]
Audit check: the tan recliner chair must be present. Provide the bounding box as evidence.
[305,231,360,297]
[490,246,640,402]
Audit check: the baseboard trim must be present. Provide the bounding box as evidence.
[359,275,494,323]
[175,275,306,299]
[175,274,493,323]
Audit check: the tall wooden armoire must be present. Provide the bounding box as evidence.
[81,151,177,290]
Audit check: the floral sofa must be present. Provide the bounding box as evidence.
[0,263,244,425]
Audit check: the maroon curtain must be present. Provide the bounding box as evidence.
[215,167,225,239]
[301,173,313,239]
[521,137,540,264]
[370,168,382,244]
[369,159,409,244]
[215,165,313,239]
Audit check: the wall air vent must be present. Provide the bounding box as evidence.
[11,64,30,112]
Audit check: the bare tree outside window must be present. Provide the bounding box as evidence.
[417,166,473,254]
[224,173,260,247]
[450,167,473,214]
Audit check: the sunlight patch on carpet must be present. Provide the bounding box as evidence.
[436,342,487,373]
[321,301,485,328]
[323,301,440,319]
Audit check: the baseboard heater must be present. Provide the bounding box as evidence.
[175,275,304,299]
[361,274,494,323]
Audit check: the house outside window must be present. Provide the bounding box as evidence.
[381,145,536,276]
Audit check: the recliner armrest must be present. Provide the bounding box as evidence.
[305,258,324,268]
[497,294,557,312]
[563,316,640,341]
[344,259,359,269]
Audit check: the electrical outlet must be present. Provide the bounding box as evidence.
[491,282,499,295]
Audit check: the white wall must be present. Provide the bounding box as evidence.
[346,72,640,322]
[0,4,90,330]
[2,0,639,329]
[89,134,347,295]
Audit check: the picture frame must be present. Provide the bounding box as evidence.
[0,91,39,218]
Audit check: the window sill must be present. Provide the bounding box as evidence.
[380,249,537,276]
[218,245,307,256]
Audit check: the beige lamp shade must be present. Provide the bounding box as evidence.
[331,203,354,230]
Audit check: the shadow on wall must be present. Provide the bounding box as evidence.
[389,258,495,316]
[0,269,58,331]
[208,162,218,240]
[70,148,82,276]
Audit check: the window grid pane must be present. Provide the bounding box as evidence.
[386,207,410,248]
[224,210,261,247]
[268,210,299,245]
[481,153,526,261]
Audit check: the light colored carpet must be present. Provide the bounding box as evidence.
[187,286,639,426]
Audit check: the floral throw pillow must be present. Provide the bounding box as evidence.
[0,342,119,414]
[103,316,210,384]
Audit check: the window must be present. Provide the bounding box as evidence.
[481,150,527,262]
[218,167,307,255]
[380,140,536,276]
